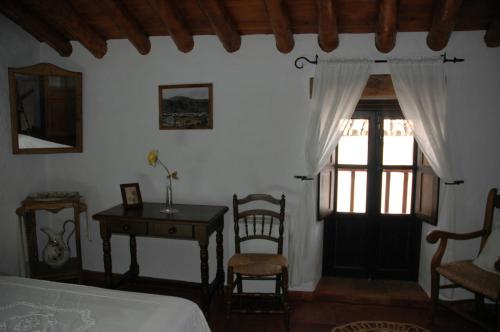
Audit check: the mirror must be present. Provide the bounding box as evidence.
[9,63,82,154]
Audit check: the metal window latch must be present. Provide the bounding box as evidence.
[294,175,314,181]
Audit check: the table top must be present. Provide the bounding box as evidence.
[93,203,228,225]
[16,197,87,215]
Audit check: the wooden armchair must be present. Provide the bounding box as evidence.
[426,188,500,331]
[225,194,289,331]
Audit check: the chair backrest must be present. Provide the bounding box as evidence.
[233,194,285,254]
[480,188,500,252]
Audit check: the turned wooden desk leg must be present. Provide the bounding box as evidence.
[100,224,112,288]
[129,235,140,281]
[216,222,224,289]
[199,240,209,316]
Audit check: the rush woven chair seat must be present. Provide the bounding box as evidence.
[436,260,500,301]
[427,188,500,331]
[228,253,288,276]
[226,194,289,331]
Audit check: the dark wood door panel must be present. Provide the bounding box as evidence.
[371,217,421,280]
[324,215,369,278]
[335,221,366,265]
[324,215,421,280]
[377,219,411,270]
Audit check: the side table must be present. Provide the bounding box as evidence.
[93,203,228,316]
[16,193,86,282]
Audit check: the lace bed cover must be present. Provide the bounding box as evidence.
[0,276,210,332]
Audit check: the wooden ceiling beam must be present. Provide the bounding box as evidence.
[375,0,398,53]
[264,0,294,53]
[484,10,500,47]
[426,0,464,51]
[39,0,107,58]
[0,0,72,57]
[100,0,150,55]
[317,0,339,52]
[146,0,194,53]
[196,0,241,53]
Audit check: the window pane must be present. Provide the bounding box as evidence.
[383,119,414,166]
[338,119,369,165]
[337,169,366,213]
[381,170,413,214]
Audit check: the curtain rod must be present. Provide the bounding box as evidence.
[294,53,465,69]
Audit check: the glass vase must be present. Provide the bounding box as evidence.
[166,184,173,210]
[161,182,178,214]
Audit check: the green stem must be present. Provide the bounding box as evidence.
[157,159,173,188]
[157,159,171,176]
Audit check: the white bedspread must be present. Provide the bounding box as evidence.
[0,276,210,332]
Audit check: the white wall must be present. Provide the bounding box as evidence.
[0,16,47,276]
[38,35,311,285]
[1,16,498,294]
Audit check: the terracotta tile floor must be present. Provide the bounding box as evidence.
[315,277,429,304]
[212,277,485,332]
[87,275,489,332]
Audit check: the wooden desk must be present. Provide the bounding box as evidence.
[93,203,228,315]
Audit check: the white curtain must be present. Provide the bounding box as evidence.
[389,58,458,260]
[290,59,372,288]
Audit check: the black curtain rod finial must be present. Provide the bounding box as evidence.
[294,55,318,69]
[441,52,465,63]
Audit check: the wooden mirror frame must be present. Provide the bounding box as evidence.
[9,63,82,154]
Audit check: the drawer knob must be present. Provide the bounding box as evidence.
[123,224,130,231]
[168,227,177,235]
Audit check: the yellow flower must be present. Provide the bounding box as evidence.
[147,150,158,166]
[147,149,179,180]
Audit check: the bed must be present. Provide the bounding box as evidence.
[0,276,210,332]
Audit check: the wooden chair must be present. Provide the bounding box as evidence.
[427,188,500,331]
[225,194,289,331]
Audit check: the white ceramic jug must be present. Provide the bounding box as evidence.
[40,219,75,269]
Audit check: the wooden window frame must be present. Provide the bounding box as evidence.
[414,151,440,225]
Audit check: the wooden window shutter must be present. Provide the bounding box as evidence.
[317,153,335,220]
[414,149,440,225]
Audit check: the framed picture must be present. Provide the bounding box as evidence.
[120,183,143,209]
[158,83,213,130]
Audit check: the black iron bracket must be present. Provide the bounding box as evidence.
[444,180,465,185]
[294,175,314,181]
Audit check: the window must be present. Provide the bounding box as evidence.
[380,118,414,214]
[317,100,439,223]
[336,118,368,213]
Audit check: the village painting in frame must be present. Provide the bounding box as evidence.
[158,83,213,130]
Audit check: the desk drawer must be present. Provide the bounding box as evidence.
[110,222,147,235]
[151,223,193,239]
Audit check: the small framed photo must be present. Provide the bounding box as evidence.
[158,83,213,130]
[120,183,143,209]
